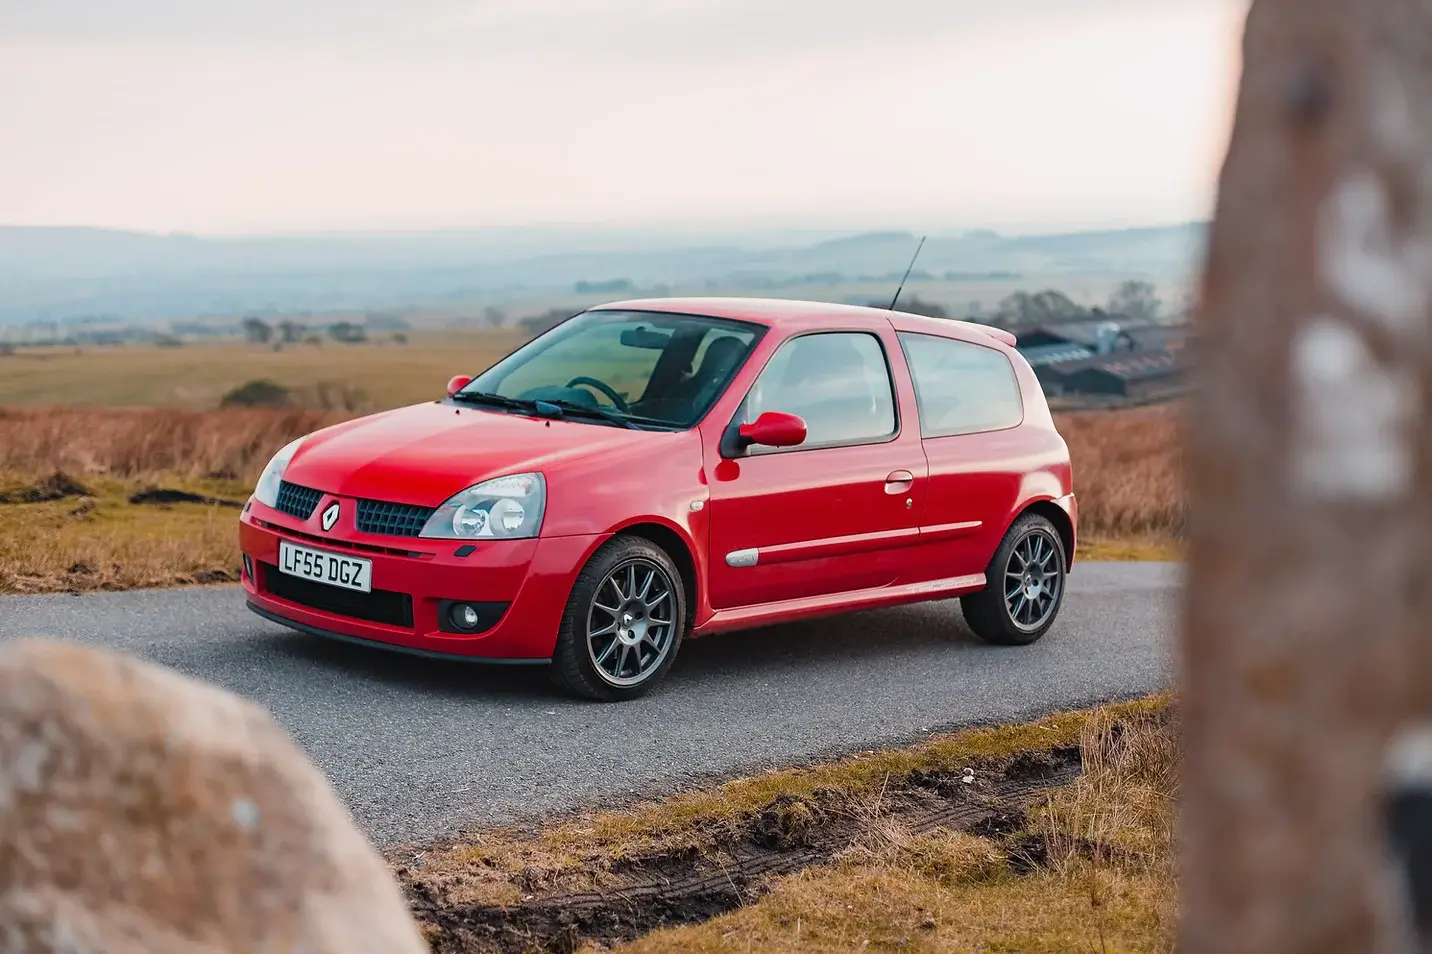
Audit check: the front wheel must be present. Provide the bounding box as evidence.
[960,514,1067,646]
[550,535,687,701]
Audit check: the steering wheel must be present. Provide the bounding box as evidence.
[565,376,630,412]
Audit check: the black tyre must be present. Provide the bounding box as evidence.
[960,513,1067,646]
[550,535,687,701]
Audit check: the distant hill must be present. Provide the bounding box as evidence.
[0,223,1207,325]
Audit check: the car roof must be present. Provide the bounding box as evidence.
[590,296,1017,348]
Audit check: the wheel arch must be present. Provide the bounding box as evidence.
[611,520,700,630]
[1015,499,1076,571]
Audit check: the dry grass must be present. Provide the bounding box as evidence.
[602,703,1178,954]
[0,401,1185,593]
[398,696,1178,953]
[0,407,347,485]
[0,402,1186,525]
[399,696,1170,911]
[0,476,248,593]
[1035,706,1179,873]
[1058,403,1184,542]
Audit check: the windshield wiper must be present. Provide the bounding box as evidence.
[449,391,540,412]
[452,391,669,431]
[539,399,646,430]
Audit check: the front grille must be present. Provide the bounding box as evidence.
[357,499,435,537]
[262,564,414,628]
[253,519,429,559]
[274,481,323,521]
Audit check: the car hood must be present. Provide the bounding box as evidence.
[283,401,662,506]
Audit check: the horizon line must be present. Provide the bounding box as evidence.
[0,218,1211,242]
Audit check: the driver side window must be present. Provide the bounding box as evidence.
[743,332,897,453]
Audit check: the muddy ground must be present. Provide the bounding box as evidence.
[394,745,1084,954]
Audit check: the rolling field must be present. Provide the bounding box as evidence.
[0,333,521,409]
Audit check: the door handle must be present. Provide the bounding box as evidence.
[884,470,915,495]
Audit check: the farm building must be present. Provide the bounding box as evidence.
[1035,349,1189,400]
[1013,317,1155,358]
[1017,341,1096,366]
[1017,319,1193,401]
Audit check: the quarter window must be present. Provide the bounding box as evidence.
[898,333,1024,437]
[742,332,897,451]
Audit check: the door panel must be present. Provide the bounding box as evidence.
[703,329,926,610]
[706,445,925,608]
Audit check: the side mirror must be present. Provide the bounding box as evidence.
[738,411,807,449]
[446,375,473,397]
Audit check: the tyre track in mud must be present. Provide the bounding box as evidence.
[404,746,1085,953]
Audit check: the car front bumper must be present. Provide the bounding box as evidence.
[239,505,605,661]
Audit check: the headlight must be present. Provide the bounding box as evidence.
[420,473,546,540]
[252,437,307,508]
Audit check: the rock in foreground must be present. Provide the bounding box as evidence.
[0,638,426,954]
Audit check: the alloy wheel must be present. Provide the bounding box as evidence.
[586,558,677,687]
[1003,529,1063,633]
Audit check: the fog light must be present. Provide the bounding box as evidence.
[242,554,254,579]
[450,603,481,631]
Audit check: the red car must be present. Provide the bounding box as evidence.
[240,298,1076,700]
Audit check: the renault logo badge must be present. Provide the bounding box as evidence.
[321,501,340,532]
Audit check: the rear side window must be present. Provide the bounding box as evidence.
[898,332,1024,438]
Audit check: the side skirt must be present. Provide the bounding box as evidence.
[693,573,987,638]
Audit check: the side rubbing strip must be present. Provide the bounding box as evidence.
[726,548,759,568]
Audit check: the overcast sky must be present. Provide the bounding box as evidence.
[0,0,1249,236]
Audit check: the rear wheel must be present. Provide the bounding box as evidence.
[551,535,687,701]
[960,513,1067,646]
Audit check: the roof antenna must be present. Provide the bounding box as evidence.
[888,235,927,312]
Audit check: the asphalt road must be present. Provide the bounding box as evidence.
[0,561,1179,844]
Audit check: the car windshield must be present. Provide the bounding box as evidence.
[459,309,764,429]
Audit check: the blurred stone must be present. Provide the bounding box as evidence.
[0,638,425,954]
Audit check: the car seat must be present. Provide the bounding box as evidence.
[680,335,749,414]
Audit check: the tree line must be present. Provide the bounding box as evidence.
[869,279,1167,327]
[238,317,408,347]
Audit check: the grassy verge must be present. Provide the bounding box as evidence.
[1078,538,1183,563]
[0,485,1180,595]
[0,482,1180,596]
[0,473,248,594]
[394,695,1176,953]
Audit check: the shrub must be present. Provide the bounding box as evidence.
[219,379,292,408]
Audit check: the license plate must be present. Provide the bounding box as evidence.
[277,541,373,593]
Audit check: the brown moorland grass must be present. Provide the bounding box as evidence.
[1054,403,1185,542]
[0,403,1185,537]
[0,476,249,594]
[0,406,348,484]
[0,402,1184,592]
[396,696,1177,953]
